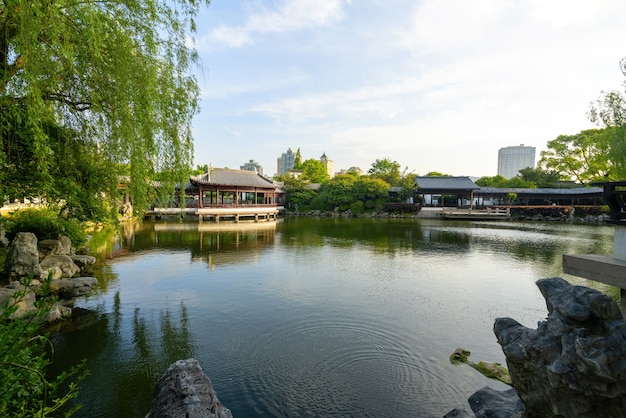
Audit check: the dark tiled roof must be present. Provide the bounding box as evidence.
[476,187,603,196]
[414,176,478,192]
[191,168,276,189]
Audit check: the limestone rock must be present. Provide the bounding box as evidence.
[48,277,98,299]
[468,387,524,418]
[494,277,626,417]
[44,301,73,322]
[0,225,8,248]
[4,232,44,281]
[71,254,97,268]
[0,282,36,319]
[40,255,80,278]
[147,358,232,418]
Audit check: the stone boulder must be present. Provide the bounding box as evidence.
[4,232,45,281]
[38,235,73,258]
[0,282,37,319]
[40,255,80,278]
[494,277,626,417]
[71,254,97,268]
[447,277,626,417]
[0,225,8,248]
[146,358,232,418]
[48,277,98,299]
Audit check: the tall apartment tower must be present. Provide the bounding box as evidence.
[497,144,536,179]
[320,152,334,178]
[277,148,296,176]
[240,159,263,175]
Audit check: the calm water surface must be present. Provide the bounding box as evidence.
[50,218,615,417]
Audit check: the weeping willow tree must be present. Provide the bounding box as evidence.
[0,0,208,218]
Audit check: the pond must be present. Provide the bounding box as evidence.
[50,217,616,417]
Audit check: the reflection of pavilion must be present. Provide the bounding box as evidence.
[149,168,284,222]
[148,221,277,270]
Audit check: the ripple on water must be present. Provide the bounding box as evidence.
[221,313,464,417]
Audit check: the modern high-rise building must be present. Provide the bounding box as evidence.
[320,152,333,179]
[497,144,536,179]
[240,159,263,175]
[277,148,296,176]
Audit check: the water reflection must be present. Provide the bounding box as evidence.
[50,218,616,417]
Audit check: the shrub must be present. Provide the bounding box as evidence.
[349,200,364,214]
[5,207,86,247]
[0,277,85,417]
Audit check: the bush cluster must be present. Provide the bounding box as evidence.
[4,207,86,247]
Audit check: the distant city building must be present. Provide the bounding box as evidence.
[320,152,334,178]
[336,167,364,176]
[497,144,536,179]
[240,159,263,175]
[277,148,296,176]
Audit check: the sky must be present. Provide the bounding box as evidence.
[189,0,626,178]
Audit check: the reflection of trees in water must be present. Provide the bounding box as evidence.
[51,301,196,418]
[279,217,470,255]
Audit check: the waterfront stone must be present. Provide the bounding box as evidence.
[71,254,97,268]
[146,358,232,418]
[494,277,626,417]
[38,238,69,258]
[49,277,98,299]
[467,387,524,418]
[40,254,80,278]
[45,301,73,322]
[0,282,36,318]
[446,277,626,417]
[0,225,8,247]
[4,232,45,281]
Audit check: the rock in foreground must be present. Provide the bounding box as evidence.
[447,277,626,417]
[147,358,232,418]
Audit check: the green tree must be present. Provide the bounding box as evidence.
[539,129,612,183]
[397,172,418,202]
[293,148,303,170]
[1,111,114,220]
[0,0,207,218]
[368,158,401,186]
[589,92,626,179]
[301,158,329,183]
[475,175,509,187]
[353,177,389,205]
[517,167,562,188]
[424,171,451,177]
[318,175,358,209]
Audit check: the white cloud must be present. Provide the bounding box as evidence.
[199,0,348,50]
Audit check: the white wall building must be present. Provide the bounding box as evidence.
[497,144,536,179]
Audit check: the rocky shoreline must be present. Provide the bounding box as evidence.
[1,232,98,321]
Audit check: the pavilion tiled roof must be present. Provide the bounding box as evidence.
[190,168,276,189]
[414,176,479,192]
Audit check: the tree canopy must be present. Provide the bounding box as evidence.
[587,57,626,180]
[368,158,401,186]
[0,0,208,217]
[301,158,329,183]
[539,129,612,183]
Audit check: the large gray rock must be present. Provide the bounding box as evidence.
[4,232,45,281]
[71,254,97,268]
[48,277,98,299]
[40,254,80,278]
[494,277,626,417]
[0,282,37,319]
[147,358,232,418]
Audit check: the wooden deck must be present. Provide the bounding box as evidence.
[146,205,280,223]
[441,207,511,220]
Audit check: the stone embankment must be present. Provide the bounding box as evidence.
[446,277,626,417]
[1,232,98,321]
